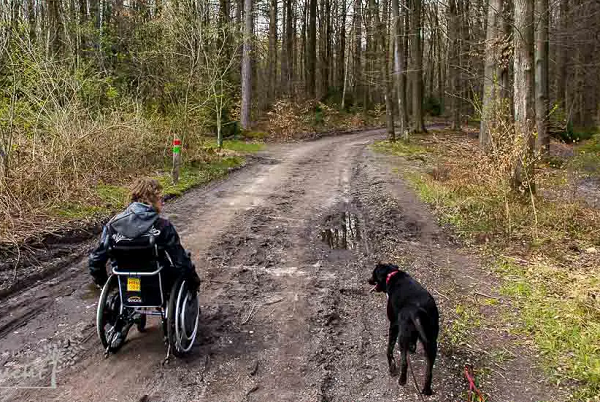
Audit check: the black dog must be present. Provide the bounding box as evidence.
[368,263,439,395]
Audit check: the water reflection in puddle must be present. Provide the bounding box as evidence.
[320,212,360,249]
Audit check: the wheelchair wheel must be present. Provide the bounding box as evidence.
[96,275,126,353]
[167,277,199,357]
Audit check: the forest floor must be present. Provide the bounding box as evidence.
[0,128,578,402]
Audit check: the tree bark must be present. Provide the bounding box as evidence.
[337,0,347,90]
[448,0,461,130]
[48,0,62,56]
[241,0,253,129]
[307,0,317,97]
[268,0,278,101]
[28,0,37,42]
[286,0,294,94]
[353,0,362,105]
[554,0,567,115]
[513,0,535,192]
[392,0,408,137]
[409,0,425,132]
[480,0,503,150]
[534,0,549,155]
[380,0,396,140]
[281,0,289,93]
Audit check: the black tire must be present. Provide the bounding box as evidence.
[136,314,147,333]
[167,277,199,357]
[96,275,126,353]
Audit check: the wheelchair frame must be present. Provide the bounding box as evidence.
[96,242,199,362]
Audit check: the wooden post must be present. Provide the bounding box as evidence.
[172,138,181,184]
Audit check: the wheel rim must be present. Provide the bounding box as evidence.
[174,280,199,353]
[97,277,121,348]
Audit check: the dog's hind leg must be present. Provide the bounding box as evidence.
[398,346,408,386]
[387,323,399,376]
[421,339,437,395]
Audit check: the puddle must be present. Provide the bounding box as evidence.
[81,283,101,300]
[320,212,361,249]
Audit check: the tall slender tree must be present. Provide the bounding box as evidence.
[480,0,504,150]
[535,0,549,155]
[307,0,317,98]
[392,0,408,137]
[409,0,426,132]
[513,0,536,191]
[267,0,277,101]
[353,0,362,105]
[379,0,396,140]
[241,0,253,129]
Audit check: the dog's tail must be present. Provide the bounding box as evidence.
[411,310,429,345]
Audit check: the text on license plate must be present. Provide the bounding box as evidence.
[127,277,141,292]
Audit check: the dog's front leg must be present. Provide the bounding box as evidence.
[387,323,399,376]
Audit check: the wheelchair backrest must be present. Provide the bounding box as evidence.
[109,234,166,307]
[108,234,161,274]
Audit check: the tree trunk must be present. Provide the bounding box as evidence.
[48,0,61,56]
[307,0,317,97]
[554,0,567,115]
[337,0,347,90]
[534,0,549,155]
[241,0,253,129]
[392,0,408,137]
[513,0,535,192]
[353,0,362,105]
[28,0,37,42]
[286,0,294,94]
[268,0,278,101]
[448,0,461,130]
[379,0,396,140]
[410,0,425,132]
[480,0,503,150]
[319,0,331,98]
[281,0,289,93]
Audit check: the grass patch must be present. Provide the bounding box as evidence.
[51,203,106,219]
[374,133,600,398]
[371,139,429,160]
[571,134,600,177]
[158,156,244,197]
[49,156,245,221]
[218,139,265,153]
[496,258,600,397]
[443,303,483,350]
[96,184,129,207]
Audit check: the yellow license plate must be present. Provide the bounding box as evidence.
[127,277,141,292]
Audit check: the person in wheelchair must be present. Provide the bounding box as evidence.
[89,178,201,358]
[88,177,200,291]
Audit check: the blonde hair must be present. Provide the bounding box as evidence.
[130,178,163,211]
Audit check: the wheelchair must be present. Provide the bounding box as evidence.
[96,235,199,362]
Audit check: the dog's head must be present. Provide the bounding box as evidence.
[368,263,400,293]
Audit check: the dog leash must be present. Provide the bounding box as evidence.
[406,354,427,402]
[464,365,485,402]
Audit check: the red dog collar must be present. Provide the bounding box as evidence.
[370,270,400,293]
[386,270,399,286]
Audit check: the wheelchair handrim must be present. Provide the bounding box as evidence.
[174,280,199,353]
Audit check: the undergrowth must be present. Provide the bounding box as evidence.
[374,131,600,400]
[257,99,383,141]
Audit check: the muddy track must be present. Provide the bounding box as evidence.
[0,130,563,402]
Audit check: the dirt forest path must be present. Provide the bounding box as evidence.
[0,130,563,402]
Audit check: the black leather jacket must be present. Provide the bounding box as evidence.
[89,202,196,286]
